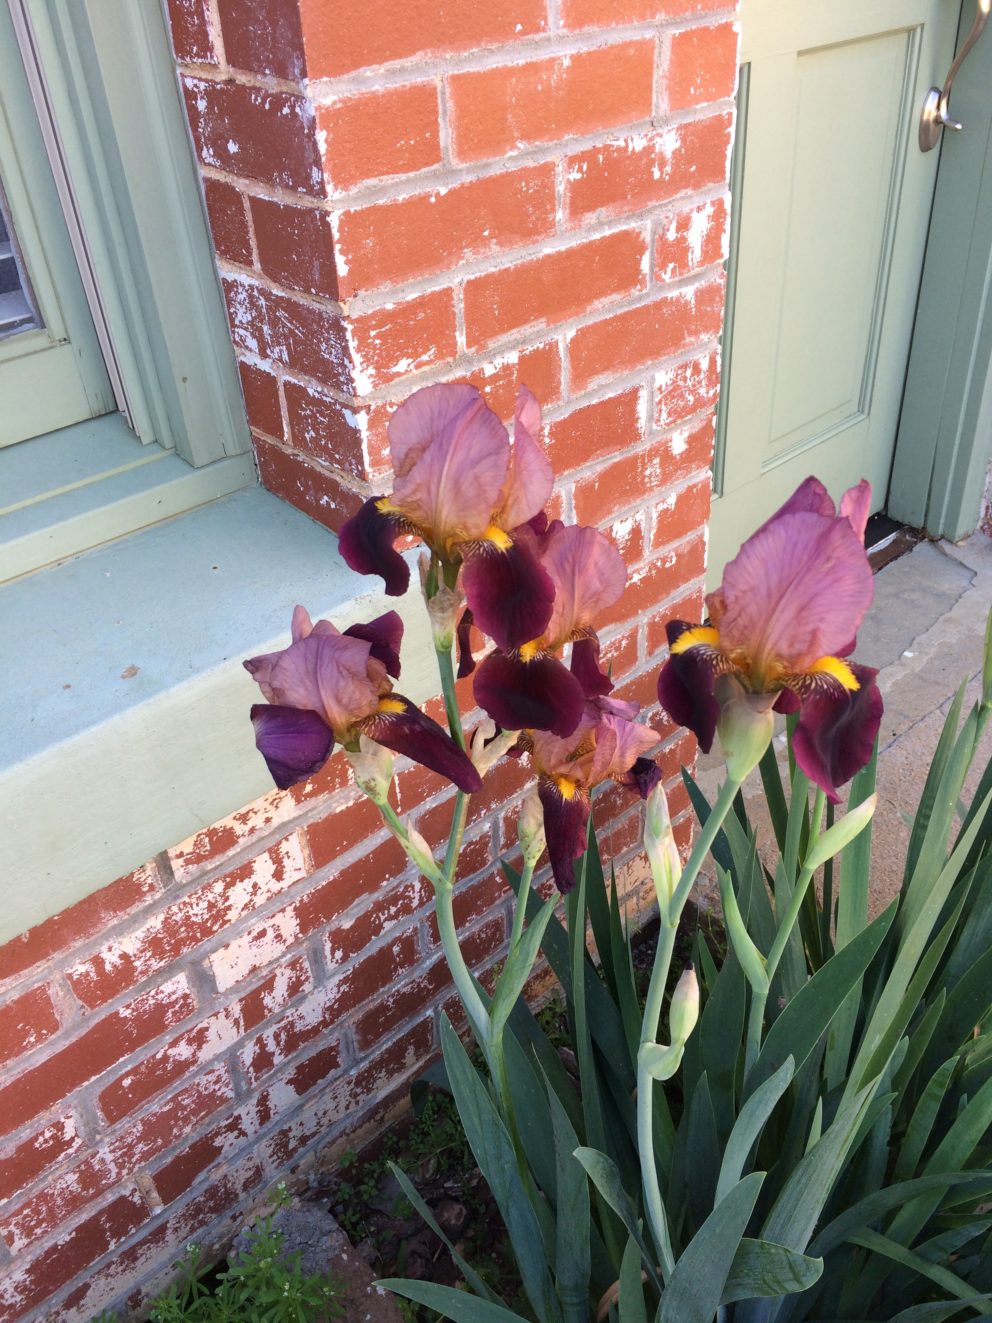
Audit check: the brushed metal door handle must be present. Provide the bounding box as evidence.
[920,0,991,151]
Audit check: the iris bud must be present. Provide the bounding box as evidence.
[715,675,775,782]
[639,1040,684,1082]
[420,555,465,652]
[669,963,700,1045]
[718,866,769,994]
[404,824,438,879]
[518,787,547,868]
[644,782,682,915]
[803,792,878,874]
[345,737,394,805]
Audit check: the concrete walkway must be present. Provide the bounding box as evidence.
[697,531,992,914]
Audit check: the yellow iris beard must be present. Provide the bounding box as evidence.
[670,625,721,654]
[807,656,860,691]
[375,496,401,516]
[483,524,513,551]
[518,639,541,662]
[555,776,578,800]
[378,697,407,714]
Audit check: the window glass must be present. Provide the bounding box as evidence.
[0,175,40,340]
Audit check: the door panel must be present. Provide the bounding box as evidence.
[709,0,961,580]
[0,2,114,448]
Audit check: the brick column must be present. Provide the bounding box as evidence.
[0,3,739,1317]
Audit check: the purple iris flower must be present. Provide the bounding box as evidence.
[472,519,627,737]
[339,382,557,652]
[245,606,481,794]
[528,697,661,892]
[657,477,883,802]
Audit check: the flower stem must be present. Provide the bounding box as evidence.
[435,643,467,750]
[434,871,491,1048]
[744,786,827,1080]
[377,799,445,889]
[637,774,742,1277]
[638,917,677,1280]
[508,858,536,956]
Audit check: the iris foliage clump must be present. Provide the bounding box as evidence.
[246,379,992,1322]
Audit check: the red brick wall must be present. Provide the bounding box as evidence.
[0,1,737,1316]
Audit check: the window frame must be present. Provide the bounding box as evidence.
[1,0,253,582]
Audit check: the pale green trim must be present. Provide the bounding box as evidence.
[712,61,749,502]
[0,415,257,582]
[0,490,433,946]
[890,5,992,540]
[20,0,250,465]
[0,1,115,440]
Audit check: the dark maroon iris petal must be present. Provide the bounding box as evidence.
[344,611,403,678]
[250,704,334,789]
[461,539,555,652]
[625,757,662,799]
[365,695,482,794]
[538,780,590,894]
[522,510,549,537]
[657,651,720,753]
[571,636,613,698]
[774,688,801,715]
[339,497,410,597]
[474,651,586,737]
[456,609,476,679]
[792,663,883,803]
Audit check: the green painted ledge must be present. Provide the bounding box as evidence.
[0,487,432,946]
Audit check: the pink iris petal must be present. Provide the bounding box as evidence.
[250,704,334,789]
[247,608,344,699]
[593,693,641,722]
[570,636,614,698]
[343,611,404,679]
[388,383,509,546]
[768,476,836,521]
[840,479,872,541]
[498,385,554,531]
[267,632,384,739]
[338,497,410,597]
[461,539,555,652]
[597,714,661,783]
[538,780,590,894]
[474,651,586,736]
[365,696,482,794]
[291,605,315,641]
[792,662,882,803]
[657,621,720,754]
[243,651,280,703]
[541,522,627,647]
[715,509,874,675]
[528,711,597,784]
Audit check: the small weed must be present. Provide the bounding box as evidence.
[92,1193,343,1323]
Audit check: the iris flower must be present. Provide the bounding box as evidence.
[339,383,556,654]
[529,697,661,892]
[245,606,481,794]
[471,518,627,736]
[657,477,883,801]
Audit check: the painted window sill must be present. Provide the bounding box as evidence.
[1,414,255,583]
[0,485,432,945]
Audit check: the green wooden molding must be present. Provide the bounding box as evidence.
[0,488,434,946]
[16,0,250,466]
[890,4,992,540]
[0,2,115,442]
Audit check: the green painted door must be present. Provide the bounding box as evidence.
[710,0,962,578]
[0,3,115,448]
